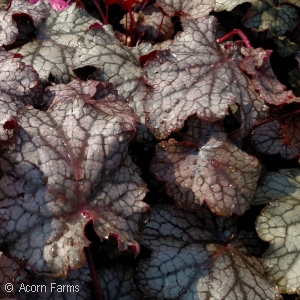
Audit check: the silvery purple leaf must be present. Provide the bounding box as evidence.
[12,2,99,85]
[155,0,215,19]
[252,115,300,160]
[97,265,143,299]
[143,17,266,139]
[0,49,41,105]
[72,25,153,141]
[0,0,48,46]
[150,121,261,216]
[137,205,281,299]
[240,47,294,105]
[0,83,149,277]
[256,169,300,294]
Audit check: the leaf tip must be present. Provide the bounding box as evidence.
[140,50,159,68]
[88,22,104,31]
[129,244,139,258]
[3,119,17,130]
[13,53,23,59]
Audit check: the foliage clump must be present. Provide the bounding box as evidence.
[0,0,300,299]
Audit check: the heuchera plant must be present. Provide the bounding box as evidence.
[0,0,300,299]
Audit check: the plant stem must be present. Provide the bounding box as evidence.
[228,108,300,138]
[125,12,129,45]
[105,4,109,23]
[254,109,300,128]
[85,246,102,300]
[216,29,252,48]
[134,0,149,13]
[92,0,107,24]
[129,9,134,47]
[157,14,164,40]
[136,31,145,46]
[164,17,178,41]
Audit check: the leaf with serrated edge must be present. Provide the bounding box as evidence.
[214,0,256,12]
[254,169,300,205]
[97,265,143,300]
[12,2,99,85]
[0,0,49,46]
[120,6,173,41]
[256,169,300,293]
[150,121,261,216]
[43,79,121,110]
[0,92,18,148]
[143,17,266,139]
[0,49,41,106]
[0,85,149,277]
[252,116,300,160]
[155,0,215,19]
[240,47,294,105]
[137,205,281,300]
[275,36,300,57]
[73,25,153,141]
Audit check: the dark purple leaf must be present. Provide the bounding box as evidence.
[252,115,300,160]
[275,36,300,57]
[0,84,149,277]
[97,266,143,300]
[150,121,261,216]
[0,251,27,298]
[0,0,48,46]
[137,205,281,299]
[243,0,300,38]
[288,63,300,97]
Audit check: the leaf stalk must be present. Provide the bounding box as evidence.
[216,29,252,49]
